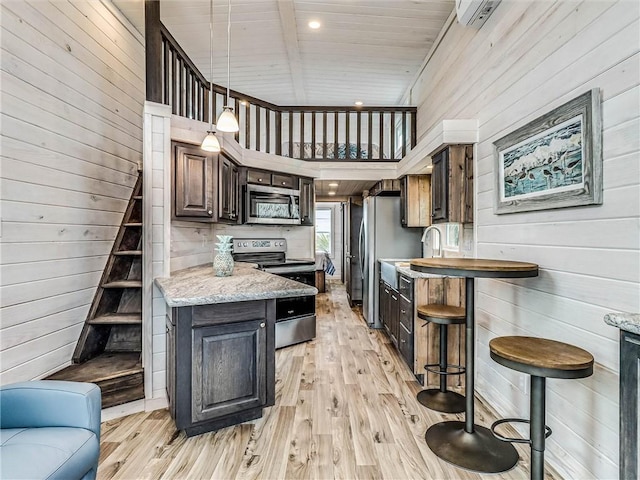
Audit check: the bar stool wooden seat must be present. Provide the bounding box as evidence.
[416,304,466,413]
[489,336,594,480]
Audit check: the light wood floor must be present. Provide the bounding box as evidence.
[97,281,559,480]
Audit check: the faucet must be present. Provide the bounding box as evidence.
[421,226,442,258]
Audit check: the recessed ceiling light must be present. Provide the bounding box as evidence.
[355,101,363,106]
[308,20,321,29]
[328,191,336,196]
[328,182,339,187]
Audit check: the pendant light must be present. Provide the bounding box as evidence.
[201,0,221,152]
[216,0,239,133]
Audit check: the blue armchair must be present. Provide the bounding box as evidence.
[0,381,101,480]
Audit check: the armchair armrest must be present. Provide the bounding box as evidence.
[0,380,101,439]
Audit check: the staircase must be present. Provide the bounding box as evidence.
[47,173,144,408]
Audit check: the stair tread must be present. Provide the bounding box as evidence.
[88,313,142,325]
[102,280,142,288]
[46,352,142,384]
[114,250,142,256]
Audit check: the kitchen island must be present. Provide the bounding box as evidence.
[155,263,317,436]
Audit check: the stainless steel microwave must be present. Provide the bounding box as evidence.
[245,184,301,224]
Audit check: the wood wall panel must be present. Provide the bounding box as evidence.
[411,1,639,478]
[0,0,144,383]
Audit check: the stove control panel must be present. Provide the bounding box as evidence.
[233,238,287,253]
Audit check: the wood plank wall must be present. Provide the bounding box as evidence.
[411,1,639,478]
[0,1,144,383]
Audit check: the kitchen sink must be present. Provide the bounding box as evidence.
[379,259,412,288]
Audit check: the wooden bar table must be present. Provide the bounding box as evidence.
[410,258,538,473]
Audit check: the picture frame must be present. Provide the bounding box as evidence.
[493,89,603,214]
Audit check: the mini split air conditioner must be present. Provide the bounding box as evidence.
[455,0,502,28]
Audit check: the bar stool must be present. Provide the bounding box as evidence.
[416,304,466,413]
[489,336,594,480]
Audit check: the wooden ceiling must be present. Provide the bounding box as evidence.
[315,179,377,200]
[112,0,454,106]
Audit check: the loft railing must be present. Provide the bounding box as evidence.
[146,2,416,161]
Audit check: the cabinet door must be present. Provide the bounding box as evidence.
[431,148,448,223]
[191,319,266,423]
[300,177,315,226]
[247,169,271,185]
[272,173,295,189]
[379,281,389,332]
[175,144,215,218]
[400,176,408,227]
[166,316,175,418]
[218,154,240,222]
[398,322,413,368]
[389,289,400,345]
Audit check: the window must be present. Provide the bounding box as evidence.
[315,208,332,254]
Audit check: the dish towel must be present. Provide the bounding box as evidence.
[324,253,336,276]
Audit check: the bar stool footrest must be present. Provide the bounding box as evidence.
[424,362,466,376]
[490,418,552,445]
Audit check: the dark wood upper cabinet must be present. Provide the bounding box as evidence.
[246,169,271,185]
[299,177,315,226]
[174,144,215,219]
[431,145,473,224]
[218,153,240,223]
[400,174,431,227]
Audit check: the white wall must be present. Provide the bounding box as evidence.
[411,1,639,478]
[0,0,144,384]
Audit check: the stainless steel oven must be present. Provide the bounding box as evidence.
[233,238,316,349]
[245,184,301,225]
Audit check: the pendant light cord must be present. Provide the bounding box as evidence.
[209,0,214,130]
[226,0,231,107]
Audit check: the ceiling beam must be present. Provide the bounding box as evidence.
[277,0,307,104]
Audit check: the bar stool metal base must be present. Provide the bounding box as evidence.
[417,389,465,413]
[425,421,519,473]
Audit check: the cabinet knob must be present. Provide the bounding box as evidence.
[282,181,286,185]
[208,210,213,215]
[400,339,406,343]
[258,178,263,182]
[401,309,406,314]
[260,322,265,328]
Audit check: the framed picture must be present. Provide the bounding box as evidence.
[493,89,603,214]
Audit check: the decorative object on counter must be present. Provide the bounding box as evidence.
[213,235,234,277]
[494,88,602,214]
[488,336,594,480]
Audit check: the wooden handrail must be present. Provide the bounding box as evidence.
[155,19,416,161]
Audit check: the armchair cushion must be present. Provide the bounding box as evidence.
[0,381,101,480]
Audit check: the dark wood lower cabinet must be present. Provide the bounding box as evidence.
[166,300,275,436]
[620,330,639,479]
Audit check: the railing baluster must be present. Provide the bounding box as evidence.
[245,104,251,150]
[163,39,169,104]
[203,87,209,124]
[322,112,327,160]
[356,111,361,160]
[171,48,177,114]
[411,111,417,148]
[368,111,373,162]
[311,111,316,160]
[345,112,350,160]
[185,70,191,118]
[402,111,407,158]
[299,112,304,159]
[276,111,282,156]
[379,112,384,160]
[256,105,261,152]
[288,111,293,157]
[334,112,338,159]
[390,112,396,160]
[265,109,271,153]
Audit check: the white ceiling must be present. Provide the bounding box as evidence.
[113,0,454,106]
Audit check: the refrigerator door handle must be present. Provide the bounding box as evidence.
[358,218,365,277]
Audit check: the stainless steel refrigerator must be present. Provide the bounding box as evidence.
[359,196,423,328]
[344,197,363,306]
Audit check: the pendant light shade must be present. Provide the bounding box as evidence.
[217,106,239,132]
[216,0,239,133]
[201,130,221,152]
[201,0,220,151]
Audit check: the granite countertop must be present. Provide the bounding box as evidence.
[155,262,318,307]
[378,258,444,279]
[604,312,640,335]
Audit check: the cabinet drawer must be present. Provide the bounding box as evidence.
[398,322,413,368]
[247,169,271,185]
[399,296,412,333]
[399,275,413,301]
[272,174,295,189]
[192,301,267,326]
